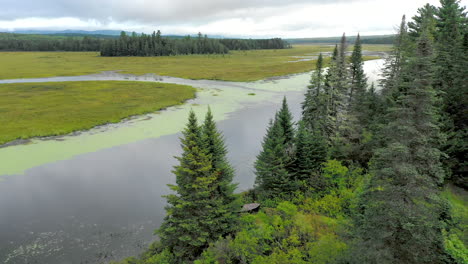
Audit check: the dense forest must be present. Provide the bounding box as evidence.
[0,33,104,51]
[0,31,290,55]
[111,1,467,263]
[99,31,290,56]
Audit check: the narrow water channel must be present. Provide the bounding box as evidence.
[0,59,384,263]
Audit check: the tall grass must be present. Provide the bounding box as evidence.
[0,81,196,144]
[0,45,391,82]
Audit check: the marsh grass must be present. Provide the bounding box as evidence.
[0,45,391,82]
[0,81,196,144]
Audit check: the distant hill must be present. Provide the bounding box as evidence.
[287,35,395,45]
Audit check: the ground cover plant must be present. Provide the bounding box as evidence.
[0,81,196,144]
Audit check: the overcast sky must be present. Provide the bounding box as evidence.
[1,0,465,38]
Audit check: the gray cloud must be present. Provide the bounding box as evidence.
[1,0,443,38]
[1,0,364,24]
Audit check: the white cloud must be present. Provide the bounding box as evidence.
[0,0,458,37]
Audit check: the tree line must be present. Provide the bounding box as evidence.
[0,31,290,55]
[113,0,466,263]
[0,34,103,51]
[100,31,290,56]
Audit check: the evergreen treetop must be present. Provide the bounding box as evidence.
[355,27,446,264]
[159,110,239,262]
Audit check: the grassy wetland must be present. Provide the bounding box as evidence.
[0,44,389,145]
[0,44,389,82]
[1,0,467,262]
[0,81,196,145]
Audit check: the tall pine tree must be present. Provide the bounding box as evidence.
[302,53,333,139]
[293,121,328,192]
[354,28,446,264]
[276,96,295,147]
[255,99,296,200]
[349,34,368,112]
[408,4,438,39]
[338,33,371,166]
[158,111,234,262]
[201,108,239,237]
[380,15,412,103]
[254,119,292,200]
[434,0,467,188]
[325,34,350,138]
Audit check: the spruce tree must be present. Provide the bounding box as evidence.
[323,45,340,140]
[276,97,295,146]
[254,117,293,200]
[312,53,325,98]
[327,33,350,137]
[408,4,437,39]
[275,97,297,180]
[201,108,239,236]
[302,53,333,139]
[293,121,328,192]
[338,33,371,165]
[349,34,368,112]
[303,54,324,125]
[325,44,339,89]
[434,0,467,188]
[325,33,353,160]
[354,28,446,264]
[357,83,384,165]
[380,15,412,102]
[335,33,350,118]
[158,111,226,262]
[302,53,324,113]
[434,0,465,93]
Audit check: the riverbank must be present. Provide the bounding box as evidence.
[0,81,196,145]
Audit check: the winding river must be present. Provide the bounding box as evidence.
[0,59,384,263]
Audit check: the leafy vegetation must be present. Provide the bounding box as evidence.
[0,81,196,144]
[0,44,387,82]
[442,185,468,263]
[113,159,364,264]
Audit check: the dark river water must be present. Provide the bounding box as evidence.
[0,93,304,264]
[0,60,384,263]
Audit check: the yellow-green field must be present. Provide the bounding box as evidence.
[0,81,196,145]
[0,45,391,82]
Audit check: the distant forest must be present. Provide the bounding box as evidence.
[100,31,291,56]
[0,33,104,51]
[287,34,395,44]
[0,31,291,56]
